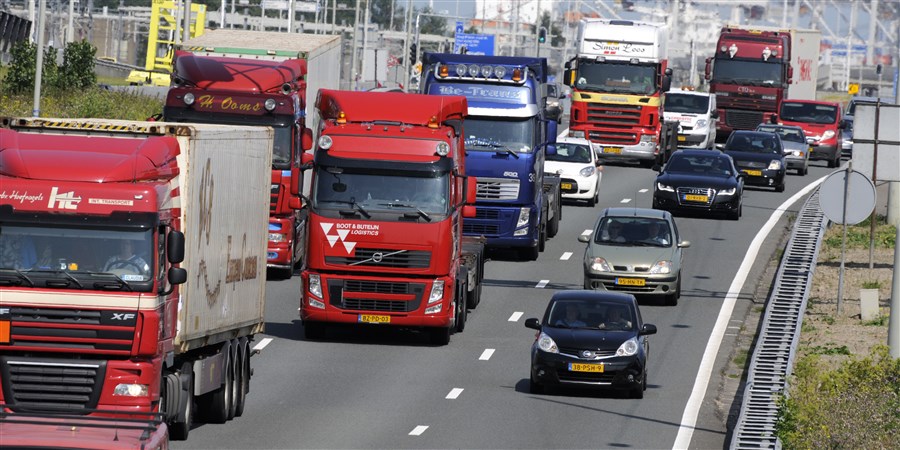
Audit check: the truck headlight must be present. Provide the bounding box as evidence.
[428,280,444,304]
[538,332,558,353]
[308,274,322,298]
[268,233,286,242]
[580,166,595,177]
[695,119,708,129]
[516,207,530,228]
[569,130,585,139]
[590,257,612,272]
[616,337,639,356]
[649,260,673,274]
[640,134,655,144]
[114,384,149,397]
[768,160,782,170]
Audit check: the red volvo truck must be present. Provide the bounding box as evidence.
[164,30,341,278]
[705,25,820,140]
[299,90,485,345]
[0,118,271,441]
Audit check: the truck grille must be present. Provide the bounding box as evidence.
[1,357,105,411]
[725,109,764,130]
[326,249,431,269]
[463,223,500,235]
[585,104,643,145]
[4,307,135,353]
[475,209,500,220]
[344,280,411,294]
[328,280,425,312]
[676,187,716,207]
[718,96,777,113]
[476,178,519,201]
[342,299,411,312]
[588,130,639,146]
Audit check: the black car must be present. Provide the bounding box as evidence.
[525,291,657,398]
[652,149,743,220]
[721,130,787,192]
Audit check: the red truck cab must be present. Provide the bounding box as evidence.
[776,99,845,168]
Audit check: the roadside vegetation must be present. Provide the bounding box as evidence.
[776,217,898,448]
[1,40,162,120]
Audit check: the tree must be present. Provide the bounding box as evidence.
[370,0,406,31]
[417,7,447,36]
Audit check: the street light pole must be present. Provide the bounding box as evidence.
[403,0,412,90]
[32,0,47,117]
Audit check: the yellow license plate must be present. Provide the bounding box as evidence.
[603,147,622,154]
[616,277,646,286]
[561,182,574,190]
[358,314,390,324]
[569,363,604,373]
[744,169,762,176]
[677,135,686,142]
[684,194,709,202]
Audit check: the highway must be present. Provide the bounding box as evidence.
[175,146,836,449]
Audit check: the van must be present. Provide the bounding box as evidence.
[776,99,845,168]
[663,89,717,149]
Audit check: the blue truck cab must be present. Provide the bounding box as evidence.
[421,53,562,260]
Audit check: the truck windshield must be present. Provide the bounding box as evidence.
[712,59,784,86]
[313,167,450,217]
[664,94,709,114]
[464,116,536,153]
[0,224,155,292]
[575,60,658,95]
[779,102,838,125]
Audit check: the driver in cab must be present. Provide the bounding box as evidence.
[103,239,150,276]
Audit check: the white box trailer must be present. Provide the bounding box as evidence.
[787,28,821,100]
[179,29,342,136]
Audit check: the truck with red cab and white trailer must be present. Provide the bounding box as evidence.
[299,90,485,345]
[0,117,271,441]
[705,25,821,139]
[164,29,341,278]
[563,18,678,167]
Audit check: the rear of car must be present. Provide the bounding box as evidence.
[777,100,844,168]
[663,89,717,149]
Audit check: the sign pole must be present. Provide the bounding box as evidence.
[837,161,851,315]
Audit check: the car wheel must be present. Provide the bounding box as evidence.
[529,373,545,394]
[665,277,680,306]
[775,182,785,193]
[631,372,647,399]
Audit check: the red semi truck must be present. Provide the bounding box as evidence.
[705,25,820,139]
[164,30,341,278]
[0,118,272,441]
[299,90,485,345]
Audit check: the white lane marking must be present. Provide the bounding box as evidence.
[535,280,549,289]
[251,338,273,352]
[620,198,632,204]
[560,252,573,260]
[479,349,495,361]
[581,229,592,236]
[639,188,649,193]
[409,425,429,436]
[673,175,826,450]
[558,127,569,139]
[508,311,524,322]
[446,388,464,399]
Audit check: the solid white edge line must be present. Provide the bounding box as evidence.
[446,388,464,399]
[409,425,429,436]
[535,280,549,288]
[672,175,826,450]
[251,337,273,352]
[560,252,573,260]
[509,311,524,322]
[479,348,495,361]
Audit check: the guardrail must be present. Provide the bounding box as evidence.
[730,189,828,449]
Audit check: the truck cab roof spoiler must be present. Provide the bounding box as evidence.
[316,89,467,126]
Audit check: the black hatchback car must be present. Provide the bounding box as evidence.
[525,291,657,398]
[720,130,787,192]
[652,149,743,220]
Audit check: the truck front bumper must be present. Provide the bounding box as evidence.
[592,141,658,162]
[462,205,538,248]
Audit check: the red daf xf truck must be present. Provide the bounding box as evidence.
[0,117,271,441]
[164,29,341,278]
[299,90,485,345]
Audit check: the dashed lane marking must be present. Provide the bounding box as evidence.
[446,388,464,400]
[620,198,632,204]
[251,338,273,352]
[508,312,524,322]
[479,349,495,361]
[639,188,649,193]
[409,426,429,436]
[535,280,549,288]
[560,252,573,260]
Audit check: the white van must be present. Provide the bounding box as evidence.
[663,89,717,149]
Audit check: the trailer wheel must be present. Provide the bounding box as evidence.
[233,338,249,418]
[168,362,193,440]
[200,344,233,424]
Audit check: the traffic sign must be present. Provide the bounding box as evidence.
[819,169,876,225]
[454,21,495,56]
[848,83,859,95]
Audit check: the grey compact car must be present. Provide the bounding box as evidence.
[579,207,690,306]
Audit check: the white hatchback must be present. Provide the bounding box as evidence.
[545,137,601,206]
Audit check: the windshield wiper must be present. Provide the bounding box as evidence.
[329,198,371,218]
[0,268,35,287]
[27,269,85,289]
[378,202,432,222]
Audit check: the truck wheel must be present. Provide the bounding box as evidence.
[548,203,560,238]
[227,341,239,420]
[455,296,467,333]
[200,344,233,424]
[233,338,249,418]
[539,223,546,252]
[168,362,193,440]
[466,278,482,309]
[304,322,326,340]
[429,326,451,345]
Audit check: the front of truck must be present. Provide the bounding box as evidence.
[707,27,790,139]
[300,90,473,339]
[565,19,669,165]
[165,51,309,277]
[421,54,551,252]
[0,127,185,417]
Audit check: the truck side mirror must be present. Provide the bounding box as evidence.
[704,57,711,80]
[545,105,562,122]
[167,230,185,264]
[300,151,314,166]
[545,144,557,156]
[465,176,477,204]
[563,68,575,87]
[787,66,793,83]
[711,110,719,119]
[662,75,672,93]
[301,128,313,151]
[290,168,301,196]
[168,267,187,285]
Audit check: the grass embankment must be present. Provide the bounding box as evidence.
[775,216,899,448]
[0,87,162,120]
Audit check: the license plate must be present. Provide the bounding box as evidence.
[569,363,604,373]
[684,194,709,202]
[744,169,762,176]
[358,314,390,324]
[561,182,574,190]
[677,135,686,142]
[616,277,646,286]
[603,147,622,154]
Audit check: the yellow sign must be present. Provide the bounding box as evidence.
[848,83,859,95]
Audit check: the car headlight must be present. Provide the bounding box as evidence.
[768,160,782,170]
[580,166,595,177]
[822,130,835,140]
[428,280,445,304]
[537,332,558,353]
[695,119,708,129]
[649,260,673,274]
[308,274,322,298]
[114,383,149,397]
[590,257,612,272]
[718,187,736,196]
[792,150,802,157]
[616,337,639,356]
[656,182,675,192]
[516,207,530,228]
[570,130,586,139]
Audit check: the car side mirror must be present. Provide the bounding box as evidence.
[677,240,691,248]
[524,318,541,330]
[710,110,719,119]
[577,234,590,243]
[639,323,657,336]
[806,138,818,146]
[839,119,848,130]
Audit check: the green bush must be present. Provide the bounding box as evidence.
[1,89,163,121]
[60,40,97,90]
[2,40,94,94]
[776,346,900,448]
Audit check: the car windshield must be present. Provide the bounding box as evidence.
[726,134,781,154]
[757,126,805,143]
[665,154,733,177]
[595,217,673,247]
[665,93,709,114]
[547,142,592,163]
[575,60,658,95]
[780,102,838,124]
[548,299,635,331]
[464,116,536,153]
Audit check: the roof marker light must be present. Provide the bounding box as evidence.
[264,99,277,111]
[336,112,347,124]
[318,135,333,150]
[481,65,493,77]
[427,116,440,129]
[438,65,449,77]
[436,142,450,156]
[493,66,507,78]
[595,56,606,63]
[267,50,277,55]
[455,64,467,77]
[468,64,480,77]
[629,58,640,64]
[183,92,195,106]
[512,68,523,82]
